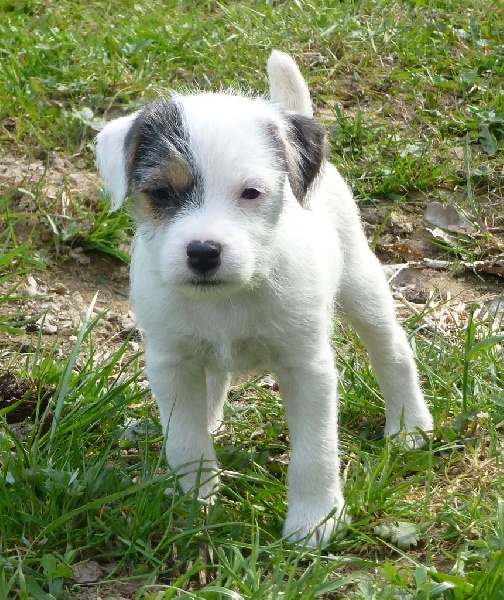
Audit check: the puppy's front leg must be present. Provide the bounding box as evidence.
[145,347,220,500]
[275,351,346,546]
[206,369,231,434]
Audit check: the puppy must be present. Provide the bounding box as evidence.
[95,51,433,546]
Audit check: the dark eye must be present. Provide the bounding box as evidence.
[148,187,173,205]
[241,187,261,200]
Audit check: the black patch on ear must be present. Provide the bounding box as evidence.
[287,113,327,203]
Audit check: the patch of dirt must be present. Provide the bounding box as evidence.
[360,198,503,309]
[0,151,99,208]
[0,371,52,421]
[69,580,145,600]
[1,258,135,361]
[1,151,137,381]
[0,151,100,242]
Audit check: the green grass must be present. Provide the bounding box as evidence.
[0,310,502,598]
[0,0,503,598]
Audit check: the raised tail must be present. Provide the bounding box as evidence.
[267,50,313,117]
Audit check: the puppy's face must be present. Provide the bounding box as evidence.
[96,93,326,298]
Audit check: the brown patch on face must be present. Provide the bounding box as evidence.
[131,191,164,225]
[129,156,197,226]
[159,155,193,192]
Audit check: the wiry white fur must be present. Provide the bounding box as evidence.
[95,51,433,547]
[267,50,313,117]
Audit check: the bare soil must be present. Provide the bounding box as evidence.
[1,152,134,355]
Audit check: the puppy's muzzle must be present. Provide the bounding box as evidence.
[186,240,222,276]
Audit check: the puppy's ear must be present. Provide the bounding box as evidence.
[267,50,313,118]
[285,113,327,204]
[95,112,139,211]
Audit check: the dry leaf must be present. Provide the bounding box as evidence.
[374,520,419,549]
[383,264,426,288]
[485,296,504,318]
[425,201,476,234]
[463,258,504,278]
[425,226,461,249]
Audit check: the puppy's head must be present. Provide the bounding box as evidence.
[96,92,326,297]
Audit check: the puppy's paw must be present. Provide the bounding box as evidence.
[283,505,349,547]
[389,429,431,450]
[172,469,221,504]
[193,474,221,504]
[385,413,434,450]
[207,417,225,435]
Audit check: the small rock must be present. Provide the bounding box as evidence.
[72,560,103,584]
[21,276,39,297]
[425,201,476,234]
[52,282,68,295]
[42,323,58,335]
[374,520,419,550]
[116,312,137,339]
[119,314,136,333]
[2,117,16,132]
[32,147,49,161]
[69,248,91,265]
[259,374,279,391]
[383,264,426,289]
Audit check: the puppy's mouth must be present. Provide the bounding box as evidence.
[192,278,227,287]
[184,273,230,287]
[178,275,243,297]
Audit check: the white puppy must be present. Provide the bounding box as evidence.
[96,51,433,547]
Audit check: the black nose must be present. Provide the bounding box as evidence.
[186,240,222,274]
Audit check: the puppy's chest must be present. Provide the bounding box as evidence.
[201,336,270,372]
[178,307,278,372]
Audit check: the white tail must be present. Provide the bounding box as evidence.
[267,50,313,117]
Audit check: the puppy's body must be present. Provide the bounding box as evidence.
[96,51,433,546]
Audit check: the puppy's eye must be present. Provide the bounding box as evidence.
[148,187,173,205]
[241,187,261,200]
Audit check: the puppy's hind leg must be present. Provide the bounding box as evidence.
[206,369,231,434]
[339,240,433,447]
